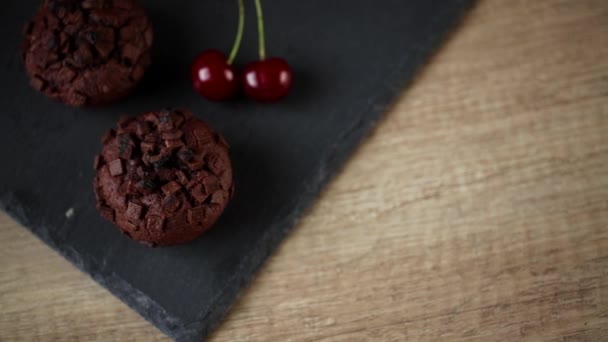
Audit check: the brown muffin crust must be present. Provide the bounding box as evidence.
[94,109,235,246]
[22,0,153,106]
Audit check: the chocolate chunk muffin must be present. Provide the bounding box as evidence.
[22,0,153,106]
[93,109,235,246]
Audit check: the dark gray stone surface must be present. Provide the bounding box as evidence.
[0,1,472,340]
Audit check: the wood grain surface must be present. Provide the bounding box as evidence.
[2,0,608,340]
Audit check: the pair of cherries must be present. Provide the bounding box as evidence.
[190,0,292,103]
[191,52,291,102]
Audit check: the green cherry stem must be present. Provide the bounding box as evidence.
[227,0,245,65]
[254,0,266,60]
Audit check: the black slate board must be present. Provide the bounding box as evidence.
[0,1,472,340]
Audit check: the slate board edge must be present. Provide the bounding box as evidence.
[0,193,184,337]
[0,2,474,341]
[174,2,475,340]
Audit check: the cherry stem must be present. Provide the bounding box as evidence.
[227,0,245,65]
[254,0,266,60]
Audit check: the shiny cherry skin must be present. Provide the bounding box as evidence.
[190,50,238,101]
[242,57,292,102]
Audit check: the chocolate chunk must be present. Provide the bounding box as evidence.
[142,112,160,125]
[143,133,158,143]
[205,204,222,216]
[140,141,155,153]
[94,186,104,202]
[122,43,141,65]
[185,179,199,190]
[206,153,224,175]
[187,206,205,224]
[22,0,153,106]
[72,43,94,67]
[162,195,181,213]
[211,190,229,205]
[165,139,185,149]
[161,130,183,140]
[186,157,205,171]
[144,26,153,46]
[177,147,194,163]
[220,171,232,190]
[191,184,208,203]
[59,67,77,82]
[31,76,47,91]
[175,171,189,185]
[108,158,123,176]
[173,114,185,128]
[126,201,143,221]
[202,175,220,194]
[146,215,164,232]
[93,155,102,170]
[161,181,181,196]
[135,121,151,136]
[191,170,212,183]
[118,217,138,232]
[136,167,145,178]
[158,120,174,132]
[98,205,115,222]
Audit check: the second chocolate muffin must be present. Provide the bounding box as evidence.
[94,109,235,246]
[22,0,153,106]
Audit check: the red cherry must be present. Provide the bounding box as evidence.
[190,50,239,101]
[242,57,292,102]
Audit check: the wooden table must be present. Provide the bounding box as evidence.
[2,0,607,340]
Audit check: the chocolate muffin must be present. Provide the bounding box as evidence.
[22,0,153,106]
[93,109,235,246]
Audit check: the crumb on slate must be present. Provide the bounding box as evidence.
[65,207,74,219]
